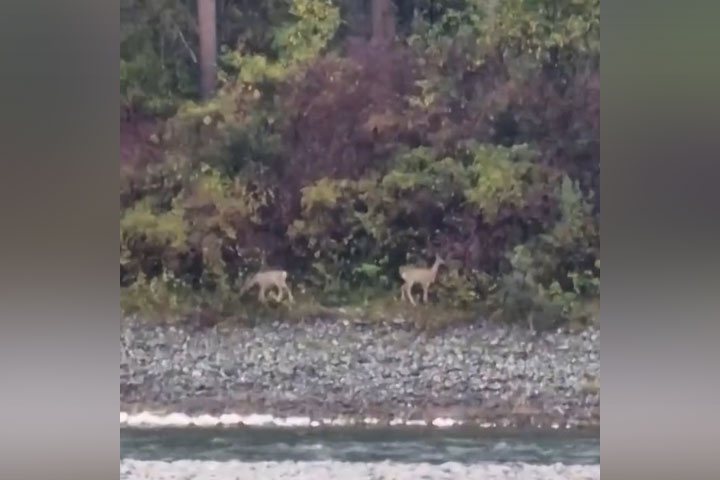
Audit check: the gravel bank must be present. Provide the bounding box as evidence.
[120,460,600,480]
[120,317,599,429]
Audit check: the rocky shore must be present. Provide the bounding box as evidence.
[120,317,599,429]
[121,460,601,480]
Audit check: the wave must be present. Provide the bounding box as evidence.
[120,411,569,429]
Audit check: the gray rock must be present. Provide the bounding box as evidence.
[120,460,600,480]
[120,317,600,428]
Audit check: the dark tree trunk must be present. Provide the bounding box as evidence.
[371,0,396,45]
[197,0,217,100]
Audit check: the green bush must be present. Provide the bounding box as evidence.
[120,0,600,327]
[120,271,193,321]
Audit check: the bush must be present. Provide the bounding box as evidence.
[120,0,599,327]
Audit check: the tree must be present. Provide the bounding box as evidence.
[197,0,217,100]
[371,0,396,45]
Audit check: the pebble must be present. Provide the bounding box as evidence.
[120,460,601,480]
[120,317,599,427]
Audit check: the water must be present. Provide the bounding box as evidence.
[121,427,599,465]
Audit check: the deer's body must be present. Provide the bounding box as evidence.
[240,270,294,304]
[399,255,445,305]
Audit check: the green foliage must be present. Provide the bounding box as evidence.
[436,267,490,309]
[299,177,348,213]
[486,197,600,329]
[488,0,601,59]
[554,174,597,247]
[122,0,342,116]
[383,147,469,200]
[289,177,387,302]
[120,0,600,327]
[463,143,538,222]
[224,53,288,84]
[273,0,341,64]
[415,0,600,62]
[120,199,186,250]
[121,271,193,321]
[120,0,197,114]
[220,0,340,86]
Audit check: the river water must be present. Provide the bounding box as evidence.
[121,426,599,464]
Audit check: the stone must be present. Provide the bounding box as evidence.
[120,317,599,429]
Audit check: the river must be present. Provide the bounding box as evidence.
[121,426,599,479]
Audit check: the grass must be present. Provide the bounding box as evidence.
[122,283,487,331]
[121,280,598,333]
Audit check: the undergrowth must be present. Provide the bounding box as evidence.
[121,0,600,331]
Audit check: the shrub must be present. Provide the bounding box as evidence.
[120,0,600,327]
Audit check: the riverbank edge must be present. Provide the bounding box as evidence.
[119,408,600,432]
[121,316,599,432]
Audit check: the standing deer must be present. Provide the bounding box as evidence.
[240,270,295,305]
[399,254,445,306]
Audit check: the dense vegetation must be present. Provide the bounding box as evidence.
[120,0,600,329]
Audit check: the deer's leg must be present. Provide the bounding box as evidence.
[400,284,406,302]
[407,282,417,306]
[272,284,283,302]
[240,281,252,297]
[259,286,267,304]
[422,283,429,304]
[284,284,294,303]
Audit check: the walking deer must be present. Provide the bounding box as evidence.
[240,270,295,305]
[399,254,445,306]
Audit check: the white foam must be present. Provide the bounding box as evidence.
[194,414,219,427]
[119,411,432,428]
[276,416,312,427]
[431,417,461,428]
[218,413,242,425]
[120,411,563,429]
[165,413,192,426]
[405,419,427,426]
[240,414,275,426]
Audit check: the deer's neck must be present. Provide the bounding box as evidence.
[431,260,440,275]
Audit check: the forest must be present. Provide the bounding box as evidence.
[120,0,600,330]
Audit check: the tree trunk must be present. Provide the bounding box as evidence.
[371,0,396,45]
[197,0,217,100]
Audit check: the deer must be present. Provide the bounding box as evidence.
[240,269,295,305]
[399,254,445,306]
[235,246,294,305]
